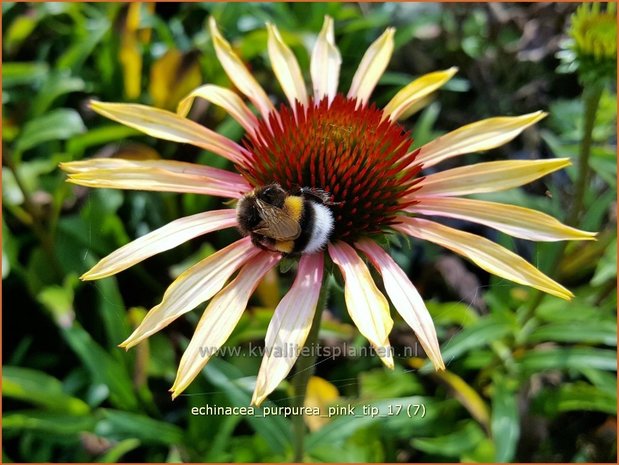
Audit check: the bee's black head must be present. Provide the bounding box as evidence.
[255,183,287,208]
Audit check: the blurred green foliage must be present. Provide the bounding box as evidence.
[2,2,616,463]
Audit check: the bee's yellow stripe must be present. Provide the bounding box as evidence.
[283,195,304,222]
[274,240,295,253]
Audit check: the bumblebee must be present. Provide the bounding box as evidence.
[236,183,335,254]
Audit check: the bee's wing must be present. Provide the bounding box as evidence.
[253,199,301,240]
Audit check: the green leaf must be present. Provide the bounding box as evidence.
[3,366,90,415]
[589,155,617,189]
[533,383,617,416]
[56,17,110,71]
[591,237,617,286]
[527,321,616,346]
[430,316,512,368]
[61,324,138,410]
[307,396,438,449]
[412,420,485,457]
[66,124,141,157]
[411,102,442,147]
[2,62,49,87]
[14,108,86,153]
[36,274,79,328]
[517,347,617,373]
[96,438,141,463]
[93,278,132,349]
[30,73,86,117]
[310,427,385,462]
[3,411,96,435]
[95,409,183,445]
[581,368,617,396]
[5,14,40,54]
[2,220,19,278]
[426,301,479,327]
[431,369,490,430]
[2,159,58,207]
[359,366,423,399]
[203,358,292,454]
[491,376,519,462]
[461,437,496,463]
[535,297,613,323]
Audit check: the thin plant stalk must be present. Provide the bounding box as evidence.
[291,275,330,462]
[523,82,604,321]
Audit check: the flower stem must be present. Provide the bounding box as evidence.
[291,274,330,463]
[523,82,604,321]
[567,82,604,226]
[4,147,64,279]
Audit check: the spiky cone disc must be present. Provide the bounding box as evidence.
[238,95,422,241]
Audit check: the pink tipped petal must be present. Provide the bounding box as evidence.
[311,16,341,104]
[63,158,251,198]
[414,158,571,197]
[89,101,248,164]
[208,17,275,121]
[382,67,458,122]
[267,23,308,108]
[252,253,324,406]
[61,158,248,186]
[121,238,259,349]
[356,239,445,371]
[81,209,238,280]
[170,252,281,398]
[394,217,573,300]
[415,111,547,168]
[347,28,395,107]
[407,197,597,242]
[328,241,394,368]
[177,84,259,135]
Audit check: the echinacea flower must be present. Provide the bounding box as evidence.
[61,16,596,406]
[558,2,617,83]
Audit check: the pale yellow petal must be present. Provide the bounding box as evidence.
[81,209,238,280]
[394,217,573,300]
[356,239,444,370]
[266,23,308,108]
[60,158,248,186]
[382,67,458,122]
[347,28,395,106]
[311,16,341,104]
[208,17,275,121]
[414,158,571,197]
[63,158,250,198]
[252,253,324,406]
[398,94,435,120]
[416,112,547,168]
[407,197,597,242]
[177,84,259,135]
[170,252,281,398]
[121,238,259,349]
[89,101,248,164]
[328,241,394,368]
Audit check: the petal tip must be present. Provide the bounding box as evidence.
[250,393,265,407]
[118,339,136,350]
[117,341,131,351]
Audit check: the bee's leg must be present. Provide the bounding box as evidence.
[300,187,332,204]
[300,187,343,206]
[250,234,278,252]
